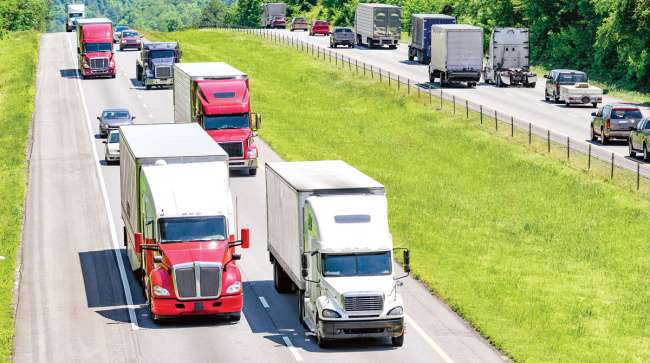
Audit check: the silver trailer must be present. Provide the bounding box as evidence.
[66,4,85,32]
[261,3,287,28]
[408,14,456,64]
[354,3,401,49]
[428,24,483,88]
[483,27,537,88]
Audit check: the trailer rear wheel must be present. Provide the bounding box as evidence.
[273,261,293,293]
[528,82,536,88]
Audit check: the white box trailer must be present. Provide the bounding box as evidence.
[173,62,248,124]
[266,160,411,347]
[483,27,537,87]
[261,3,287,28]
[428,24,483,87]
[354,3,401,48]
[119,123,229,270]
[66,4,85,32]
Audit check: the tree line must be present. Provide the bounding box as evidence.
[0,0,49,35]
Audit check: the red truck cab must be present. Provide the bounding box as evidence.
[76,18,116,79]
[173,62,262,176]
[310,20,331,36]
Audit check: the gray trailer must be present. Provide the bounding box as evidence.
[136,42,181,89]
[482,27,537,88]
[408,14,456,64]
[66,4,85,32]
[428,24,483,88]
[354,3,401,49]
[261,3,287,28]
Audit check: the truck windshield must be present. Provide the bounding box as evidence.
[204,114,249,130]
[84,43,112,52]
[69,13,83,18]
[150,50,175,59]
[322,252,392,277]
[159,216,227,243]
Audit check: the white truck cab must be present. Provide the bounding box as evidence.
[266,161,411,348]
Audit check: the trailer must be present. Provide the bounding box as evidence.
[428,24,483,87]
[261,3,287,28]
[354,3,401,49]
[407,14,456,64]
[66,4,85,32]
[483,27,537,88]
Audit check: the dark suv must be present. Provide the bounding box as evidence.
[590,104,643,144]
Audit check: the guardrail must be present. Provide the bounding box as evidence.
[214,26,650,192]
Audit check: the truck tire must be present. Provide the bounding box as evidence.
[429,72,435,84]
[248,168,258,176]
[316,318,330,348]
[273,262,293,293]
[528,82,536,88]
[408,52,414,61]
[297,290,306,327]
[644,143,649,162]
[136,65,142,82]
[356,34,362,46]
[388,44,397,49]
[123,226,127,247]
[392,334,404,347]
[554,93,560,104]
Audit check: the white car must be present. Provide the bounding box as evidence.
[104,130,120,163]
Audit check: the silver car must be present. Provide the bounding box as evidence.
[104,130,120,163]
[97,108,134,137]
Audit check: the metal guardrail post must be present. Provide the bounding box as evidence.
[588,144,591,170]
[480,105,483,124]
[494,111,498,131]
[466,100,469,119]
[388,71,391,86]
[511,116,514,137]
[429,88,432,104]
[453,96,456,114]
[567,137,570,160]
[611,153,615,179]
[638,163,641,190]
[529,123,531,144]
[547,130,550,152]
[440,89,443,109]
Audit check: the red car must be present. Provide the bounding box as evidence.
[119,30,142,51]
[309,20,330,36]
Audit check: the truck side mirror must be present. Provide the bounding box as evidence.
[240,228,250,249]
[96,116,101,121]
[134,232,143,253]
[403,250,411,274]
[591,112,596,117]
[153,255,163,263]
[77,47,80,54]
[255,113,262,130]
[301,254,309,278]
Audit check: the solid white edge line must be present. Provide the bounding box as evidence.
[258,296,270,309]
[281,336,303,362]
[65,36,140,331]
[405,313,454,363]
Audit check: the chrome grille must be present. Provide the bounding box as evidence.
[173,262,222,300]
[343,293,384,313]
[155,65,172,79]
[89,57,109,70]
[218,142,244,158]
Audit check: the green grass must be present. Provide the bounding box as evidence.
[0,31,39,361]
[149,29,650,362]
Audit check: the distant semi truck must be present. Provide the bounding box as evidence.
[66,4,85,32]
[354,3,401,49]
[428,24,483,87]
[482,27,537,88]
[261,3,287,28]
[407,14,456,64]
[266,160,411,348]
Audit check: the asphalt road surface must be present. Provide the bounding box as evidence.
[14,32,506,362]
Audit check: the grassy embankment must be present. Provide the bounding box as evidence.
[0,31,39,361]
[149,29,650,362]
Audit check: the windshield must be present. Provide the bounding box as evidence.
[204,114,249,130]
[115,26,129,32]
[69,13,83,18]
[322,252,392,277]
[335,28,352,33]
[84,43,112,53]
[150,49,175,59]
[103,110,130,119]
[108,132,120,143]
[611,109,642,119]
[558,73,587,84]
[122,31,139,38]
[159,216,227,242]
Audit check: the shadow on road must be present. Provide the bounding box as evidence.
[60,69,80,79]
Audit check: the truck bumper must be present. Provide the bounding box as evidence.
[81,67,116,78]
[228,158,258,171]
[449,72,481,83]
[144,77,174,86]
[318,317,404,340]
[151,293,243,317]
[566,96,602,105]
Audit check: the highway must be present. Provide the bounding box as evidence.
[267,28,650,164]
[13,32,506,362]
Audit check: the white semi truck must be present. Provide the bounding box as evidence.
[266,160,411,348]
[428,24,483,87]
[261,3,287,28]
[482,27,537,88]
[354,3,402,49]
[65,4,85,32]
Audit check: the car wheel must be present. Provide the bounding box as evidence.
[601,128,608,145]
[554,94,559,103]
[544,91,550,102]
[248,168,257,176]
[644,143,649,162]
[629,140,637,157]
[392,334,404,347]
[590,125,597,142]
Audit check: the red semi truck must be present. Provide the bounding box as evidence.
[173,62,261,176]
[120,124,250,322]
[76,18,116,79]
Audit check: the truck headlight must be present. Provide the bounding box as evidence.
[226,281,241,294]
[153,285,170,296]
[321,309,341,318]
[388,306,403,316]
[247,148,258,159]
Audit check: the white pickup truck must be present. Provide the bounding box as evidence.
[545,69,603,107]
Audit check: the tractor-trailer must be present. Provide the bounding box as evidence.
[266,160,411,348]
[76,18,115,79]
[483,27,537,88]
[408,14,456,64]
[262,3,287,28]
[173,62,261,176]
[355,3,401,49]
[120,123,250,322]
[428,24,483,87]
[66,4,85,32]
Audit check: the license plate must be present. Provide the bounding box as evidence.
[194,302,203,312]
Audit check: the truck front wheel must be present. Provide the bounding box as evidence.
[297,290,306,327]
[392,334,404,347]
[273,262,293,293]
[248,168,258,176]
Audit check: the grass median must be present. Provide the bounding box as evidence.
[0,31,39,361]
[150,29,650,362]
